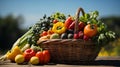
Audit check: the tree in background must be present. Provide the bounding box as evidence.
[100,16,120,35]
[99,16,120,56]
[0,14,26,51]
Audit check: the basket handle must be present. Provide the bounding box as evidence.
[74,7,85,33]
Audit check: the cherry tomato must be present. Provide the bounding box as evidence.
[23,49,36,62]
[40,31,48,36]
[53,19,58,24]
[47,29,54,35]
[74,33,79,39]
[84,24,97,37]
[36,50,50,64]
[83,35,90,41]
[74,31,84,39]
[78,31,84,39]
[65,17,74,29]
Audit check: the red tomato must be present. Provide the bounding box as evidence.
[65,17,74,29]
[74,33,79,39]
[78,31,84,39]
[53,19,58,24]
[40,31,48,36]
[84,24,97,37]
[78,22,85,31]
[42,50,50,64]
[23,49,36,62]
[36,51,44,64]
[36,50,50,64]
[47,29,54,35]
[83,35,90,41]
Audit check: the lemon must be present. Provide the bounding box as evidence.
[30,56,39,65]
[15,54,24,64]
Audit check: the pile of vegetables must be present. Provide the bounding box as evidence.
[0,10,116,65]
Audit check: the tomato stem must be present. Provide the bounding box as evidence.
[91,24,95,29]
[40,48,43,52]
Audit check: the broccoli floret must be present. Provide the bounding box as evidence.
[18,15,53,48]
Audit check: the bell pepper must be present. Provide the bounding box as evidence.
[23,48,36,62]
[69,21,75,30]
[52,22,66,34]
[65,17,74,29]
[7,46,23,62]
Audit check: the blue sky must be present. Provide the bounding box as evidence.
[0,0,120,28]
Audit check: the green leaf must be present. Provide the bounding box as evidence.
[98,33,108,45]
[105,31,116,41]
[89,11,99,19]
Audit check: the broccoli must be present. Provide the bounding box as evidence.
[0,12,67,61]
[0,14,53,61]
[18,22,41,49]
[18,14,53,48]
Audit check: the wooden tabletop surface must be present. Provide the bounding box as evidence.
[0,56,120,67]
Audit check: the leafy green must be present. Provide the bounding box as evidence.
[51,12,66,22]
[105,31,116,40]
[80,11,99,24]
[97,21,107,33]
[80,10,116,46]
[97,31,116,46]
[8,14,53,49]
[0,14,53,61]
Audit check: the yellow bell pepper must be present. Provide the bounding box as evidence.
[7,46,23,62]
[52,22,66,34]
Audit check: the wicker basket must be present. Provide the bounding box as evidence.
[39,7,101,63]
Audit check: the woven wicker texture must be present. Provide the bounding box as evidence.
[39,39,100,63]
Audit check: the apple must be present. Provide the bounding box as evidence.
[50,33,59,39]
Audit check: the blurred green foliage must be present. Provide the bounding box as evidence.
[0,14,26,52]
[100,16,120,35]
[99,16,120,56]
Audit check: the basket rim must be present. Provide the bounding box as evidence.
[38,39,97,45]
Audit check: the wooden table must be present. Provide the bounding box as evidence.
[0,56,120,67]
